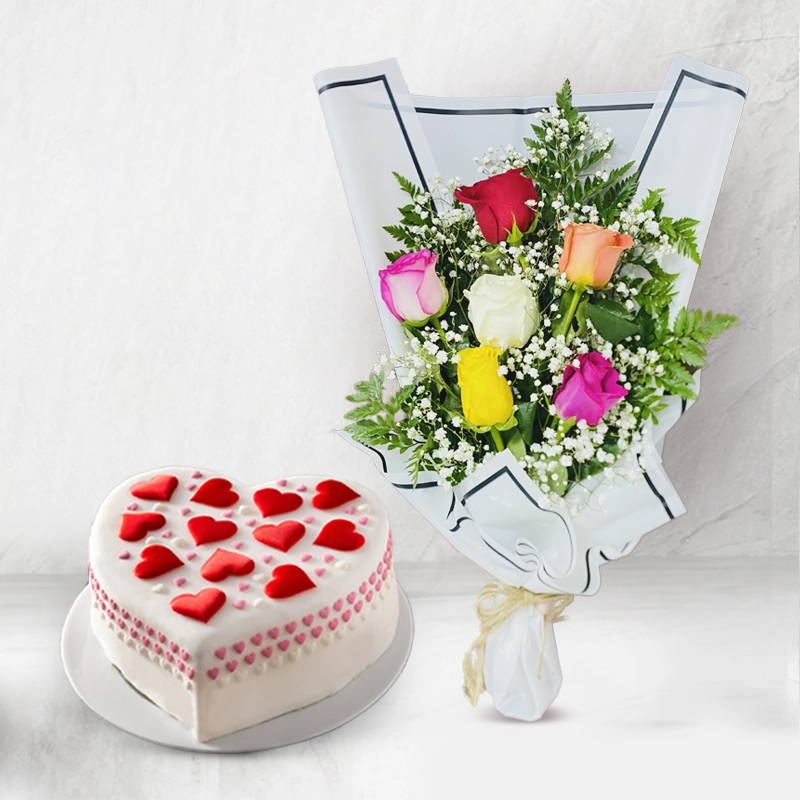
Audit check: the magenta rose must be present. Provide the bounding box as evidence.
[379,249,447,323]
[553,352,628,426]
[454,168,538,244]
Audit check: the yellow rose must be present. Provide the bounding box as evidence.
[457,346,514,427]
[558,223,634,288]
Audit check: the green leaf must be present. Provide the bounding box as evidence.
[676,347,706,367]
[672,308,688,338]
[662,215,701,265]
[345,391,371,403]
[383,224,409,243]
[506,431,527,462]
[699,311,738,337]
[586,299,641,344]
[369,369,384,397]
[343,401,385,421]
[392,171,420,198]
[505,219,525,246]
[515,402,538,446]
[596,171,639,214]
[556,79,573,112]
[661,381,697,401]
[640,188,665,214]
[495,416,519,432]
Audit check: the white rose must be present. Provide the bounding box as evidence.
[465,274,539,349]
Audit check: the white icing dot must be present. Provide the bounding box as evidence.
[334,561,350,571]
[235,669,248,682]
[288,649,301,662]
[254,598,268,609]
[145,536,160,545]
[255,662,268,675]
[151,584,167,594]
[356,504,371,513]
[304,641,316,655]
[172,538,189,549]
[251,573,266,583]
[238,506,254,516]
[218,676,230,688]
[153,503,169,512]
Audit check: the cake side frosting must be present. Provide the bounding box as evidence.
[88,468,397,741]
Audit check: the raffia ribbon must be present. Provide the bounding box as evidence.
[462,580,574,706]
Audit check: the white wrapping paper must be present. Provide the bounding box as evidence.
[483,603,562,721]
[317,56,748,717]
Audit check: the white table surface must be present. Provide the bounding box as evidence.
[2,556,797,800]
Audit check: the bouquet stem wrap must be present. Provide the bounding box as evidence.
[463,582,573,720]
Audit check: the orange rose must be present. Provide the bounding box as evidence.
[558,223,634,288]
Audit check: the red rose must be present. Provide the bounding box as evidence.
[454,168,539,244]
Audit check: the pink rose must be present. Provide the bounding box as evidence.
[379,249,447,323]
[553,352,628,426]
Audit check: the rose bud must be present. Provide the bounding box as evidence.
[379,249,447,324]
[456,346,514,427]
[553,352,628,426]
[558,223,634,289]
[454,169,538,244]
[465,274,539,350]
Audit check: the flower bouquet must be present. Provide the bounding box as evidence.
[316,55,748,720]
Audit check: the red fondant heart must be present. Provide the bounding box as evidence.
[252,520,305,552]
[130,474,179,502]
[313,519,365,551]
[187,516,237,547]
[311,479,360,510]
[133,545,184,579]
[264,564,316,599]
[253,488,303,518]
[171,588,226,623]
[191,478,240,508]
[200,548,255,582]
[118,512,167,542]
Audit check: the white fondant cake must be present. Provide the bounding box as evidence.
[87,468,398,741]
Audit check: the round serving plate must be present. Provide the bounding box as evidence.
[61,584,413,752]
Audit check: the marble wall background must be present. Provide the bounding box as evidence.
[0,0,796,573]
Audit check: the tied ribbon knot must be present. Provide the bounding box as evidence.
[462,580,574,707]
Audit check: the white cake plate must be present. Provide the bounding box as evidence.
[61,584,413,752]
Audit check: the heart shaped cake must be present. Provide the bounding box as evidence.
[88,468,397,741]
